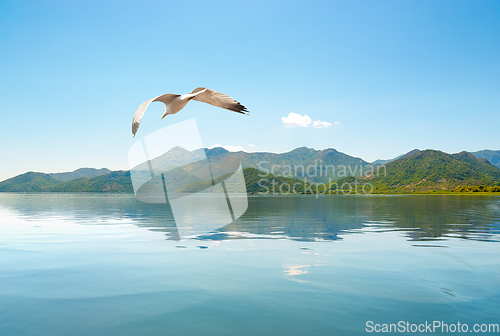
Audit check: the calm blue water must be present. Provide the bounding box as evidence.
[0,194,499,335]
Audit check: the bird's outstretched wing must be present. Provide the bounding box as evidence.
[190,87,249,115]
[132,94,180,137]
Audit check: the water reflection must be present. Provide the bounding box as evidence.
[0,194,499,242]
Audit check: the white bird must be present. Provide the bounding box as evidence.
[132,87,249,136]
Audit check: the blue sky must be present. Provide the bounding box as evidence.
[1,0,499,180]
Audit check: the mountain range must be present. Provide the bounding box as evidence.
[0,147,499,193]
[206,146,368,182]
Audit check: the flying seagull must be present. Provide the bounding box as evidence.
[132,87,249,136]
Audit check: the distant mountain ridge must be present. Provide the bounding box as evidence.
[471,150,500,168]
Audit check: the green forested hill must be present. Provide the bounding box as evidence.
[372,149,500,169]
[0,172,60,192]
[0,170,133,193]
[351,150,500,193]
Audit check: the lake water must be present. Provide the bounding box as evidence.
[0,193,499,335]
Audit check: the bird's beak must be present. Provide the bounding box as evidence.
[161,112,167,120]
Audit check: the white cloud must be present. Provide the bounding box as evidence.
[282,113,338,129]
[281,113,312,128]
[248,144,257,148]
[209,144,245,152]
[312,120,332,129]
